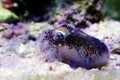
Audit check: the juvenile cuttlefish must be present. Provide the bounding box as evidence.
[38,24,109,69]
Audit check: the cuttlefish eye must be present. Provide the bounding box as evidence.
[53,32,65,45]
[53,27,70,45]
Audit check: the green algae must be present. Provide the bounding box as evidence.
[0,2,18,22]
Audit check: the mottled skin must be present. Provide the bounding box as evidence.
[38,25,109,69]
[58,27,109,69]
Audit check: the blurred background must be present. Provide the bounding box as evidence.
[0,0,120,22]
[103,0,120,20]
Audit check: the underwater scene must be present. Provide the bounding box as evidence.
[0,0,120,80]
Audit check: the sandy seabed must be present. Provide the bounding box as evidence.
[0,20,120,80]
